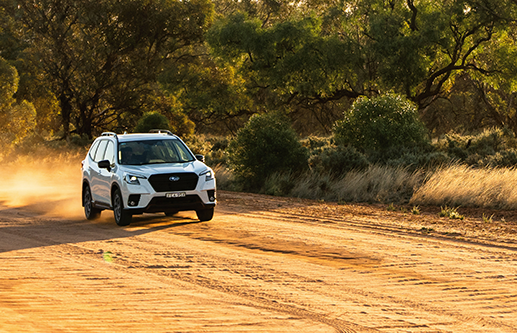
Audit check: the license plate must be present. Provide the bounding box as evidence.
[166,192,186,198]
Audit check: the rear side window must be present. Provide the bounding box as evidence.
[89,140,100,160]
[104,141,115,164]
[93,140,108,162]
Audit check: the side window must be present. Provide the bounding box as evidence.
[89,140,100,160]
[103,141,115,164]
[94,140,108,162]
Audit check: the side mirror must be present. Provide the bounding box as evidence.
[195,154,205,163]
[98,160,111,171]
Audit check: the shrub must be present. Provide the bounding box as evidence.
[369,146,448,170]
[434,128,517,167]
[309,145,369,176]
[205,137,229,166]
[227,113,308,188]
[333,94,428,151]
[134,112,170,133]
[184,135,230,166]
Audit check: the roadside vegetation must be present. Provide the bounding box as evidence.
[3,94,517,212]
[2,1,517,213]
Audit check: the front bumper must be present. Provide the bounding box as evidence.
[120,173,216,214]
[127,194,216,214]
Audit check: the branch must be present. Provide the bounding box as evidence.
[407,0,418,31]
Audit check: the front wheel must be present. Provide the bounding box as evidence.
[196,207,214,222]
[83,185,101,220]
[113,189,131,226]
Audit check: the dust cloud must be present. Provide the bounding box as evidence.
[0,154,85,219]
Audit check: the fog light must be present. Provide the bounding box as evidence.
[128,194,141,207]
[207,190,216,202]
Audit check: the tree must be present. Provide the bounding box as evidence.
[206,12,364,133]
[6,0,213,138]
[206,0,517,133]
[158,47,254,135]
[363,0,517,108]
[0,57,36,148]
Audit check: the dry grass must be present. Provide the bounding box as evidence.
[335,165,424,204]
[213,164,240,191]
[410,164,517,210]
[287,165,425,204]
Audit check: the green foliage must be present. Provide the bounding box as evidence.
[0,58,37,149]
[134,112,170,133]
[440,206,464,220]
[69,134,92,147]
[482,213,494,223]
[309,145,369,176]
[182,135,229,166]
[165,108,195,137]
[9,0,214,138]
[263,172,296,197]
[367,146,448,171]
[333,94,428,151]
[206,11,363,132]
[205,0,517,135]
[436,128,517,168]
[3,0,517,141]
[0,57,18,104]
[227,113,308,187]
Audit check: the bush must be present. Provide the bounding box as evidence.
[227,113,308,187]
[134,112,170,133]
[183,135,230,166]
[435,128,517,167]
[333,94,428,151]
[309,145,369,176]
[367,144,447,170]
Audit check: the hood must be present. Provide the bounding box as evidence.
[119,160,208,177]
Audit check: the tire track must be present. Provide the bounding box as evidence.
[1,192,517,332]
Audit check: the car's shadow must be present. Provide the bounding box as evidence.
[0,203,207,253]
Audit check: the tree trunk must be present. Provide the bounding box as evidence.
[59,93,72,140]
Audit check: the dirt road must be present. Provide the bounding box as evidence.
[0,188,516,333]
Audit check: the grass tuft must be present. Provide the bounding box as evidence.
[410,164,517,210]
[439,206,465,220]
[482,213,494,223]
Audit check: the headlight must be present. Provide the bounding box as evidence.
[200,169,214,181]
[124,173,146,185]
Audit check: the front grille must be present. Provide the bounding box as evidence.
[148,173,199,192]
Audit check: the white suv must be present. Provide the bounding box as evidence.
[81,130,216,226]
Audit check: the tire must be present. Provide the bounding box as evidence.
[196,207,214,222]
[113,189,131,226]
[83,185,101,220]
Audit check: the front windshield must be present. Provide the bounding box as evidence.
[118,139,195,165]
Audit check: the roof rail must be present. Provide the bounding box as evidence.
[149,129,174,136]
[101,132,119,145]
